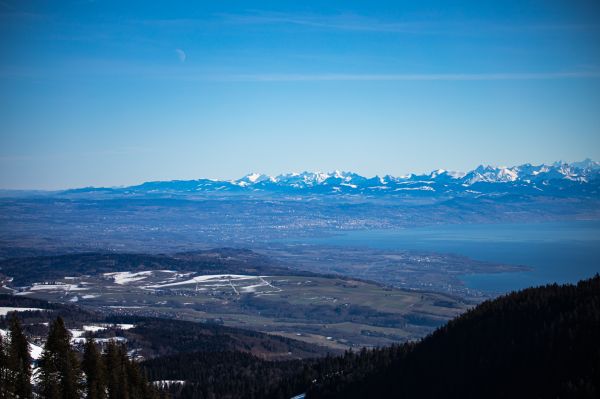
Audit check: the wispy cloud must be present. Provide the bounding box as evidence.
[216,11,599,35]
[2,59,599,82]
[217,12,430,33]
[225,71,600,82]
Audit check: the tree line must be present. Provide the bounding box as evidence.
[0,315,161,398]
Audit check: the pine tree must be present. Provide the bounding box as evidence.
[104,339,159,399]
[0,332,7,398]
[39,316,82,399]
[82,336,107,399]
[105,340,125,399]
[7,315,33,399]
[117,349,130,399]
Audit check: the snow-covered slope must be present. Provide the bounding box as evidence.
[0,328,43,360]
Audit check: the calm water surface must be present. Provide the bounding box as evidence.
[302,221,600,293]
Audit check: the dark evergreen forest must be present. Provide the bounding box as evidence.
[306,274,600,398]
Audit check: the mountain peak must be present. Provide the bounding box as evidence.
[571,158,600,170]
[233,173,272,187]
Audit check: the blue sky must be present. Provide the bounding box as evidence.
[1,0,600,189]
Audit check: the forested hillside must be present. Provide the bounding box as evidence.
[307,275,600,398]
[2,276,599,398]
[1,315,161,398]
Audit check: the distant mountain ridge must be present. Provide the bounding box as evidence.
[60,159,600,198]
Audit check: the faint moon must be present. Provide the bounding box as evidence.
[175,48,186,63]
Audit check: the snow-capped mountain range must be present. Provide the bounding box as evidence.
[65,159,600,198]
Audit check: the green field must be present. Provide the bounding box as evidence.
[15,269,471,349]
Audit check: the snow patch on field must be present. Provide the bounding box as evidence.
[29,342,43,360]
[84,325,107,332]
[104,271,154,285]
[104,270,179,285]
[147,274,261,288]
[1,328,43,360]
[69,329,85,338]
[152,380,186,387]
[72,336,127,345]
[29,283,88,292]
[114,323,135,330]
[70,323,135,340]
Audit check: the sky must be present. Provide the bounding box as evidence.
[1,0,600,189]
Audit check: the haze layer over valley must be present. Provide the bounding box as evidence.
[1,160,598,316]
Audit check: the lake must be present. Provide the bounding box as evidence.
[301,221,600,294]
